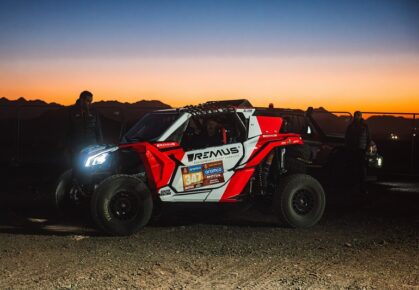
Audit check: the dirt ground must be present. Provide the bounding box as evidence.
[0,192,418,290]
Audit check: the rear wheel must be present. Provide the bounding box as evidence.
[273,174,325,228]
[91,174,153,236]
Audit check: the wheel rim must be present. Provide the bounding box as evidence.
[110,191,140,221]
[292,189,315,215]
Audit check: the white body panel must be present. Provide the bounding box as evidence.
[169,143,243,202]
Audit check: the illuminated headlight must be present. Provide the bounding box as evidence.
[85,152,109,167]
[377,156,383,168]
[84,147,118,168]
[368,155,383,169]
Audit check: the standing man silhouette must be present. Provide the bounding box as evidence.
[67,90,103,162]
[345,111,370,194]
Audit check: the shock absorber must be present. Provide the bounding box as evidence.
[260,151,275,195]
[280,148,287,174]
[258,166,264,195]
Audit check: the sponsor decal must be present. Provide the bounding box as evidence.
[182,161,225,191]
[187,146,239,162]
[262,134,278,138]
[155,142,178,149]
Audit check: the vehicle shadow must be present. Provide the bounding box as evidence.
[0,207,98,236]
[0,189,418,236]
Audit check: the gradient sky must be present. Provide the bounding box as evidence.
[1,0,418,112]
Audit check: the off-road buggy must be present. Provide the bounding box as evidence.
[55,100,326,235]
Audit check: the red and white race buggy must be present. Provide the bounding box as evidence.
[55,100,326,235]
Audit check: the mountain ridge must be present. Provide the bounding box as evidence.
[0,97,171,108]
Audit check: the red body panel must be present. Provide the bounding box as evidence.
[245,134,303,168]
[119,142,184,191]
[220,168,255,202]
[256,116,283,134]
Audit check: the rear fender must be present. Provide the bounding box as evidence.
[243,135,303,168]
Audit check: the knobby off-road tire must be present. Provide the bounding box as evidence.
[53,169,74,215]
[91,174,153,236]
[274,174,325,228]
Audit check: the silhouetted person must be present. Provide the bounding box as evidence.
[67,91,103,162]
[345,111,370,193]
[181,118,223,150]
[301,107,314,134]
[201,119,223,147]
[306,106,314,117]
[264,102,278,117]
[181,118,203,150]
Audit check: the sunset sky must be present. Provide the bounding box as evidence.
[1,0,418,112]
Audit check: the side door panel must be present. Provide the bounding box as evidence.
[170,143,244,200]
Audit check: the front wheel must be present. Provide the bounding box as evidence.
[91,175,153,236]
[273,174,325,228]
[53,169,74,215]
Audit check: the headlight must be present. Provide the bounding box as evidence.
[85,152,109,167]
[377,156,383,167]
[84,146,118,168]
[368,155,383,169]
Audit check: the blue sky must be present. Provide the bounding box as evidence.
[1,0,418,59]
[0,0,418,111]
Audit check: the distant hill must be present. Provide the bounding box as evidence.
[0,97,171,120]
[366,115,414,139]
[0,97,61,107]
[94,99,170,108]
[0,97,170,109]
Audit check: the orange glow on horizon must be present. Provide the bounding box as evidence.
[1,55,419,113]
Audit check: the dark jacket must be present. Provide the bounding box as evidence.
[67,104,103,153]
[345,119,370,151]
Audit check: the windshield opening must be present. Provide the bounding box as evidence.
[121,111,180,143]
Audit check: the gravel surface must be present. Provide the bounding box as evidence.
[0,193,418,290]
